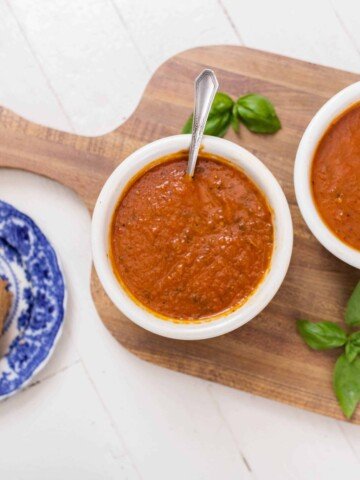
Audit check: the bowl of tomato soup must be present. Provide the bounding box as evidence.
[92,135,293,339]
[295,82,360,269]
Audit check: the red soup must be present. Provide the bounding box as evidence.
[110,151,274,320]
[312,103,360,250]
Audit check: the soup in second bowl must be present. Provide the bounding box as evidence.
[312,102,360,251]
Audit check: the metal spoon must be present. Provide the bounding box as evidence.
[186,69,219,177]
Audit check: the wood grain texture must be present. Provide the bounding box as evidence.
[0,45,359,422]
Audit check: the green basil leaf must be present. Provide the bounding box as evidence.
[334,354,360,419]
[297,320,347,350]
[345,341,360,363]
[181,115,193,134]
[345,281,360,327]
[205,111,232,137]
[211,92,234,114]
[181,92,234,137]
[345,331,360,363]
[235,93,281,134]
[349,331,360,346]
[182,112,232,137]
[231,104,240,133]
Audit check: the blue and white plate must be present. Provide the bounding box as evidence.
[0,200,66,399]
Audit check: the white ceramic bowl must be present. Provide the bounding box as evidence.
[294,81,360,269]
[92,135,293,340]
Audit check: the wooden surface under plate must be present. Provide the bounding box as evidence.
[0,46,359,422]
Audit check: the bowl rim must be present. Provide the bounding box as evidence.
[294,81,360,269]
[91,134,293,340]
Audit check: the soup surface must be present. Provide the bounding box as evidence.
[312,102,360,250]
[110,151,274,320]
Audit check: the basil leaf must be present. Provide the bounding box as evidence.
[345,341,360,363]
[234,93,281,134]
[210,92,234,114]
[181,92,234,137]
[349,331,360,346]
[181,115,193,134]
[345,281,360,327]
[334,354,360,419]
[297,320,347,350]
[231,104,240,133]
[345,331,360,363]
[207,111,232,137]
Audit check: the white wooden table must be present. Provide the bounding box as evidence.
[0,1,359,478]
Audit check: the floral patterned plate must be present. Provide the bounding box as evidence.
[0,200,66,399]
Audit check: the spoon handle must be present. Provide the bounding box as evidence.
[186,69,219,177]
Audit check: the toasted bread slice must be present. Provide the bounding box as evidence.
[0,280,11,333]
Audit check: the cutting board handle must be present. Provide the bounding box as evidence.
[0,106,128,211]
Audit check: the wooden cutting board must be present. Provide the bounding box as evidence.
[0,46,359,422]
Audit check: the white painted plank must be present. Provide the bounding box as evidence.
[330,0,360,54]
[111,0,239,71]
[6,0,240,135]
[0,0,72,131]
[221,0,360,72]
[7,0,149,135]
[338,421,360,464]
[0,362,139,480]
[210,382,360,480]
[69,280,254,479]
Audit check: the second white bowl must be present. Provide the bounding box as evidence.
[294,81,360,269]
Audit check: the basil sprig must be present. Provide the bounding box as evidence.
[182,91,281,137]
[297,281,360,419]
